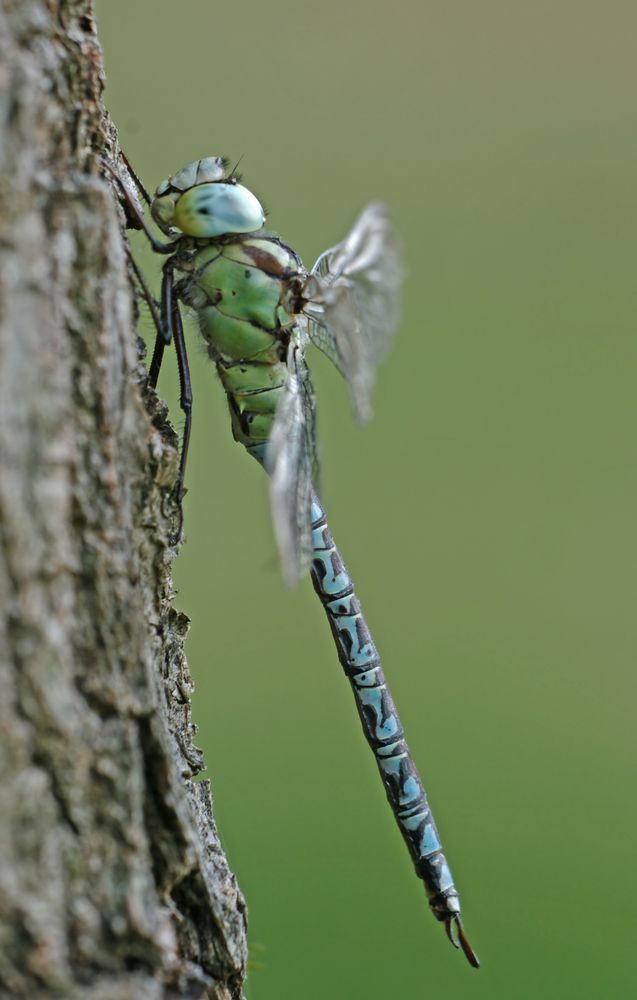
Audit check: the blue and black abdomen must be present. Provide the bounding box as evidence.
[309,492,463,925]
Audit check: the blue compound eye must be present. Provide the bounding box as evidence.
[173,182,265,237]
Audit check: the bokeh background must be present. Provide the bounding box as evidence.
[98,3,635,997]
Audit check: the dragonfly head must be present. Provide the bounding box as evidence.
[151,157,265,238]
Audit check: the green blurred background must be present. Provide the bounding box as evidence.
[98,2,635,996]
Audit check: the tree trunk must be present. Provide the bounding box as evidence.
[0,2,247,997]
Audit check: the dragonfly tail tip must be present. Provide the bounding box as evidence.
[445,915,480,969]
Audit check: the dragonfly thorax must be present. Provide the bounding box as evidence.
[151,156,265,238]
[177,235,306,456]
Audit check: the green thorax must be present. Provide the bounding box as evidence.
[176,235,306,453]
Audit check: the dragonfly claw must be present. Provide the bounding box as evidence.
[167,507,184,547]
[162,483,185,547]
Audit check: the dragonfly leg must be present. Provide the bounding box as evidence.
[101,156,176,255]
[160,259,175,345]
[104,159,190,540]
[120,249,170,391]
[127,250,162,336]
[156,263,192,544]
[148,331,166,391]
[128,249,174,389]
[120,149,153,207]
[171,297,193,506]
[103,157,174,381]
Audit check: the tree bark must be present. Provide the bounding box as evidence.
[0,2,247,997]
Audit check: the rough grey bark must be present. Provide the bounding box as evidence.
[0,2,247,997]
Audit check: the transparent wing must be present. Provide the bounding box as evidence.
[265,338,318,586]
[304,201,402,422]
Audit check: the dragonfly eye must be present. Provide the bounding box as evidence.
[152,182,265,238]
[173,182,265,237]
[150,157,248,235]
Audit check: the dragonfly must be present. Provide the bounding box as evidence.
[107,153,479,968]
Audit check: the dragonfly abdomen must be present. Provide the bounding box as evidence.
[309,492,471,942]
[222,358,288,450]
